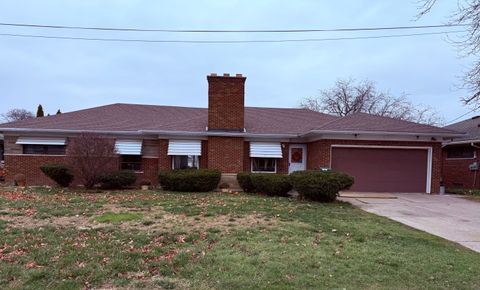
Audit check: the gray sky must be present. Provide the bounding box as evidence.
[0,1,475,124]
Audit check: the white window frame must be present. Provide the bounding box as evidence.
[171,155,200,170]
[445,147,477,160]
[251,158,277,173]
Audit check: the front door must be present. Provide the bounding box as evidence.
[288,144,307,173]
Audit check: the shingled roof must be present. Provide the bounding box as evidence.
[444,116,480,142]
[0,103,461,137]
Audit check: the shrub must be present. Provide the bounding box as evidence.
[100,170,137,189]
[250,174,292,196]
[139,179,152,186]
[40,164,74,187]
[237,172,255,192]
[290,171,354,202]
[158,169,221,192]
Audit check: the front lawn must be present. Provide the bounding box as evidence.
[0,188,479,289]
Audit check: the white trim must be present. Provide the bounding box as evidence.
[288,144,307,174]
[171,155,200,170]
[251,158,277,173]
[168,140,202,156]
[115,139,143,155]
[330,144,433,194]
[249,142,283,158]
[16,137,66,145]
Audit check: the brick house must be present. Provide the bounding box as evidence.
[0,73,462,193]
[442,116,480,189]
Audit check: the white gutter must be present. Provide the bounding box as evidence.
[0,127,464,139]
[0,127,299,139]
[305,129,465,138]
[442,139,480,147]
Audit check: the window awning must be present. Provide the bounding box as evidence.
[115,140,143,155]
[250,142,283,158]
[168,140,202,156]
[16,137,66,145]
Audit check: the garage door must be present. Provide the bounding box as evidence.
[331,146,429,193]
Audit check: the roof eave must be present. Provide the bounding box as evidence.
[0,128,299,139]
[304,129,466,138]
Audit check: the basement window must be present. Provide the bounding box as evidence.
[23,145,66,155]
[172,155,199,169]
[120,155,142,172]
[446,146,475,159]
[251,158,277,173]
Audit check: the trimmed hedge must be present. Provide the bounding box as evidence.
[250,174,292,196]
[100,170,137,189]
[290,171,354,202]
[158,169,221,192]
[40,163,74,187]
[237,172,255,192]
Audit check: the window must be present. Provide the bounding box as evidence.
[251,158,276,173]
[120,155,142,171]
[172,155,199,169]
[23,145,66,155]
[446,146,475,159]
[0,143,3,161]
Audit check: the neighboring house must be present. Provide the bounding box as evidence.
[443,116,480,189]
[0,73,462,193]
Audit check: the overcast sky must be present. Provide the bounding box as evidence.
[0,1,476,125]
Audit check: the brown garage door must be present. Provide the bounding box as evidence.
[331,147,428,193]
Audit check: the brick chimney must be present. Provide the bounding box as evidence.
[207,73,246,132]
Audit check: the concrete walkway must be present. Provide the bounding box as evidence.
[339,193,480,252]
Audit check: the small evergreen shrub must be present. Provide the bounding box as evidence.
[237,172,255,192]
[290,171,354,202]
[100,170,137,189]
[40,164,74,187]
[158,169,221,192]
[250,174,292,196]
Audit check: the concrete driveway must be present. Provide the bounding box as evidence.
[340,193,480,252]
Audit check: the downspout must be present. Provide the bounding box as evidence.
[471,142,480,188]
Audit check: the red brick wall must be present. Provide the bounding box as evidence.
[200,140,208,169]
[207,137,244,173]
[5,155,67,186]
[207,74,246,131]
[277,143,289,174]
[243,141,250,172]
[442,147,480,189]
[307,139,442,193]
[134,158,159,186]
[158,139,171,170]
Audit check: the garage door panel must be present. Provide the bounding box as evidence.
[331,147,428,193]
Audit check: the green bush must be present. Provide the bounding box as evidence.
[290,171,354,202]
[40,163,74,187]
[237,172,255,192]
[250,174,292,196]
[100,170,137,189]
[158,169,221,192]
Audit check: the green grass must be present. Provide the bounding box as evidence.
[0,189,479,289]
[95,212,143,223]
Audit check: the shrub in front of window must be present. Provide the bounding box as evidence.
[237,172,256,192]
[158,169,221,192]
[250,174,292,196]
[66,133,117,189]
[290,171,354,202]
[100,170,137,189]
[40,163,74,188]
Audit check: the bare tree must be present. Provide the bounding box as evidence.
[300,78,442,125]
[1,108,34,122]
[417,0,480,106]
[66,133,118,189]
